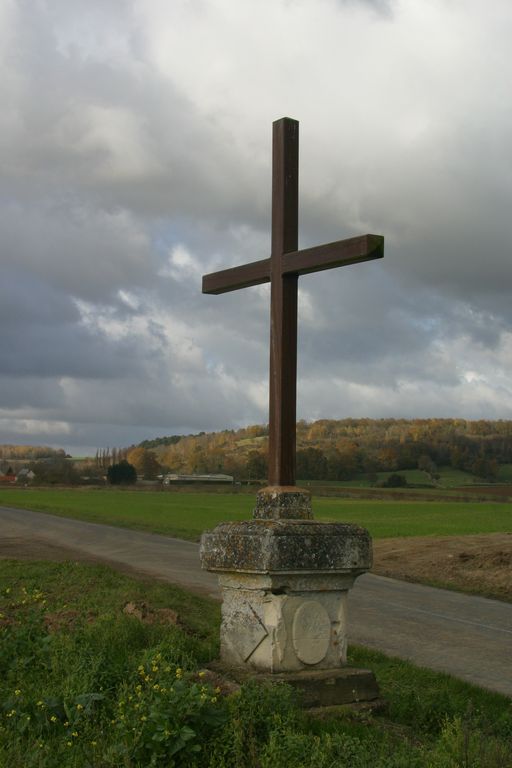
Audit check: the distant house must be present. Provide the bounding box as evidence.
[0,473,16,484]
[162,473,234,485]
[16,468,35,483]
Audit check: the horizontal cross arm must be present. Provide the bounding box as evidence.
[202,257,271,295]
[202,234,383,294]
[282,234,384,277]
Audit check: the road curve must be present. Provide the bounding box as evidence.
[0,505,510,697]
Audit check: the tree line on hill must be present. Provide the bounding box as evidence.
[3,418,512,485]
[126,418,512,482]
[0,445,66,461]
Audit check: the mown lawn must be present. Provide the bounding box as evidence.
[0,487,511,541]
[1,560,511,768]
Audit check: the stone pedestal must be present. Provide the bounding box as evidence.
[199,488,379,706]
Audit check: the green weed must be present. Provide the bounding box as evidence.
[1,561,511,767]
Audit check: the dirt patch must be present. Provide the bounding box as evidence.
[43,609,98,633]
[453,485,512,499]
[373,532,512,602]
[0,533,510,603]
[0,537,107,564]
[123,601,179,626]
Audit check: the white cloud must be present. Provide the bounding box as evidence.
[0,417,71,437]
[159,244,203,282]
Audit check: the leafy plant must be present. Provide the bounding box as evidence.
[110,655,227,766]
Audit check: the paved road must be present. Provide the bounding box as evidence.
[1,505,511,697]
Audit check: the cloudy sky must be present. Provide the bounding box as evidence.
[2,0,512,454]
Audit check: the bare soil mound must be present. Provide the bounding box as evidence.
[373,532,512,602]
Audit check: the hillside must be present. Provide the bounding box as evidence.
[8,418,512,485]
[140,418,512,482]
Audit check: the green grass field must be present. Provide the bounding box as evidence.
[0,487,510,541]
[1,560,511,767]
[497,463,512,482]
[303,466,484,489]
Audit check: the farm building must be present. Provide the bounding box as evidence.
[162,473,233,485]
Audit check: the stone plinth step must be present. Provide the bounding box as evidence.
[209,662,380,708]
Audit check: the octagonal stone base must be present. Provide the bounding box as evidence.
[216,571,355,672]
[200,518,372,676]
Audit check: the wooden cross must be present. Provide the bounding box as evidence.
[203,117,384,488]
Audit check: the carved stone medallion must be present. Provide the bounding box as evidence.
[291,601,331,665]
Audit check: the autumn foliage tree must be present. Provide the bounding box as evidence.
[126,447,162,479]
[100,417,512,484]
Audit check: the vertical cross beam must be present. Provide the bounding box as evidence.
[202,117,384,501]
[269,118,299,487]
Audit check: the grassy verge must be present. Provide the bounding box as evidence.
[1,560,511,767]
[1,487,511,541]
[303,466,493,490]
[497,464,512,482]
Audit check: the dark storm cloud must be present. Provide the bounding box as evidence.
[0,203,153,304]
[0,1,264,228]
[1,0,512,450]
[0,265,152,381]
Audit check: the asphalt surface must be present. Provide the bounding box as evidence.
[1,505,511,697]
